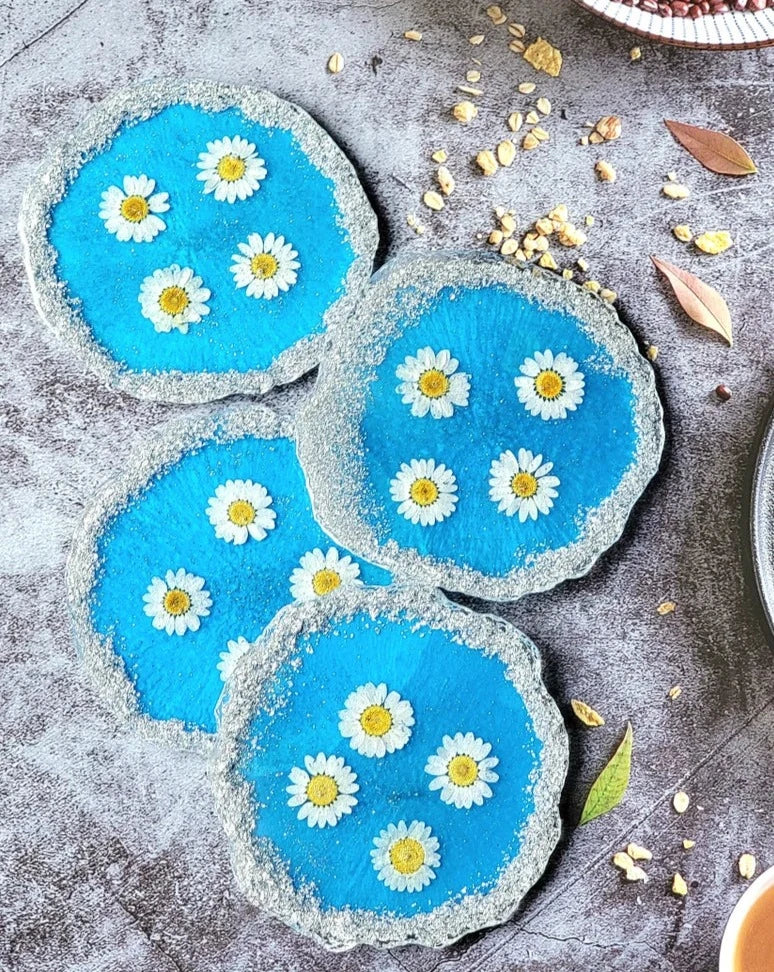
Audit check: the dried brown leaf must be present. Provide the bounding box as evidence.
[665,120,757,176]
[651,256,732,347]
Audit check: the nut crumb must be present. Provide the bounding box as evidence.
[673,791,690,814]
[404,29,422,41]
[488,229,504,246]
[673,224,693,243]
[327,52,344,74]
[668,685,682,700]
[739,854,757,880]
[630,46,642,61]
[500,213,516,236]
[672,873,688,897]
[613,851,635,871]
[436,166,455,196]
[663,183,690,200]
[683,839,695,850]
[628,843,653,862]
[600,288,617,303]
[558,224,587,247]
[452,100,478,123]
[695,231,733,254]
[549,204,568,222]
[508,111,524,132]
[646,345,658,361]
[595,160,617,182]
[576,256,589,271]
[539,251,557,270]
[431,149,448,164]
[579,135,590,147]
[657,600,676,615]
[562,268,574,280]
[500,238,519,256]
[583,279,601,293]
[496,139,516,167]
[588,131,605,145]
[423,190,444,212]
[626,866,649,883]
[585,215,595,227]
[667,170,678,182]
[476,149,498,176]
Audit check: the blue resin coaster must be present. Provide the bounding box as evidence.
[66,406,390,747]
[211,586,568,950]
[297,253,664,602]
[20,80,377,403]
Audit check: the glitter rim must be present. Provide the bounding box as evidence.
[19,78,378,404]
[296,252,665,602]
[65,404,295,752]
[210,585,568,950]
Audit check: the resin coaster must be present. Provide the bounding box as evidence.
[297,253,664,602]
[211,586,567,950]
[20,79,377,403]
[67,406,390,747]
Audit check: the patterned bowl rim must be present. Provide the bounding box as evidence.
[571,0,774,49]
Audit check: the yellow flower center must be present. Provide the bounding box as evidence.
[250,253,279,279]
[158,286,189,316]
[359,704,392,737]
[389,837,425,875]
[447,754,479,787]
[409,477,439,507]
[511,472,538,498]
[418,368,450,399]
[306,774,339,807]
[216,154,247,182]
[163,588,191,616]
[120,194,150,223]
[312,568,341,596]
[534,369,564,400]
[227,499,255,526]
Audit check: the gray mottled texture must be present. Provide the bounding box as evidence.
[1,2,773,971]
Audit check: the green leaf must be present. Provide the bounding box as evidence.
[579,722,633,826]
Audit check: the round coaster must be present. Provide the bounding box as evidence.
[297,253,664,602]
[211,586,567,950]
[67,406,390,747]
[20,79,377,403]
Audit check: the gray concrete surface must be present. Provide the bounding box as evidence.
[1,1,773,970]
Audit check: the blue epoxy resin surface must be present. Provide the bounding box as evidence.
[240,613,541,916]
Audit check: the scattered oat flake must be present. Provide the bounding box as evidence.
[500,214,516,235]
[571,699,605,727]
[522,132,540,151]
[628,843,653,862]
[526,109,540,125]
[683,839,695,850]
[668,685,682,700]
[739,854,757,879]
[663,183,690,200]
[562,268,574,280]
[488,229,504,246]
[532,126,549,142]
[630,46,642,61]
[327,52,344,74]
[509,22,526,38]
[583,280,601,293]
[580,135,589,147]
[576,256,589,271]
[509,39,525,53]
[476,150,498,176]
[589,131,605,145]
[423,190,444,212]
[657,600,676,615]
[673,791,690,814]
[518,81,537,94]
[467,69,482,83]
[613,851,634,871]
[486,4,506,24]
[672,873,688,897]
[404,29,422,41]
[695,231,733,255]
[452,100,478,123]
[496,140,516,167]
[673,224,693,243]
[458,85,483,96]
[508,111,524,132]
[469,34,485,45]
[626,866,649,883]
[646,345,659,361]
[431,149,448,164]
[600,288,617,303]
[523,37,562,76]
[537,97,552,116]
[500,238,519,256]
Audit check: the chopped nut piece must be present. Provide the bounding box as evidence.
[518,81,537,94]
[532,126,549,142]
[600,288,617,303]
[585,215,595,227]
[646,345,659,362]
[539,251,558,270]
[580,135,590,146]
[695,231,733,255]
[558,224,587,247]
[452,100,478,123]
[663,183,690,200]
[588,131,605,145]
[672,873,688,897]
[327,52,344,74]
[486,4,507,25]
[406,213,425,235]
[626,866,649,883]
[522,132,540,151]
[436,166,455,196]
[404,29,422,41]
[509,39,525,54]
[423,190,444,212]
[549,204,568,222]
[673,791,690,814]
[469,34,485,45]
[497,139,516,167]
[515,248,527,261]
[595,160,617,183]
[535,217,554,235]
[673,224,693,243]
[683,839,695,850]
[494,206,506,219]
[613,851,635,871]
[562,268,574,280]
[431,149,448,164]
[488,229,504,246]
[467,69,482,83]
[500,213,516,235]
[576,256,589,271]
[630,46,642,61]
[628,843,653,862]
[458,85,483,97]
[500,238,519,256]
[476,149,498,176]
[508,111,524,132]
[668,685,682,700]
[583,280,601,293]
[595,115,622,141]
[537,97,552,116]
[571,698,605,727]
[657,600,676,615]
[523,37,563,76]
[667,170,678,182]
[739,854,757,880]
[526,110,540,125]
[533,235,549,252]
[508,22,526,37]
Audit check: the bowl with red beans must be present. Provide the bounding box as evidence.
[572,0,774,48]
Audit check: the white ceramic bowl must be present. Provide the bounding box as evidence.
[572,0,774,49]
[719,864,774,971]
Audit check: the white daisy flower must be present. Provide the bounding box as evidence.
[371,820,440,893]
[289,547,362,602]
[514,349,585,421]
[98,174,169,243]
[390,458,458,527]
[205,479,276,545]
[395,346,471,419]
[217,636,252,682]
[425,732,500,810]
[338,683,415,758]
[230,232,300,300]
[286,753,359,829]
[138,264,211,334]
[142,568,212,637]
[489,448,560,522]
[196,135,267,203]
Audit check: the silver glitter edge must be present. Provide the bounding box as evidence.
[65,403,296,752]
[296,252,666,603]
[18,78,379,404]
[209,584,569,951]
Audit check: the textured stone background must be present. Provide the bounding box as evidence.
[2,1,773,970]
